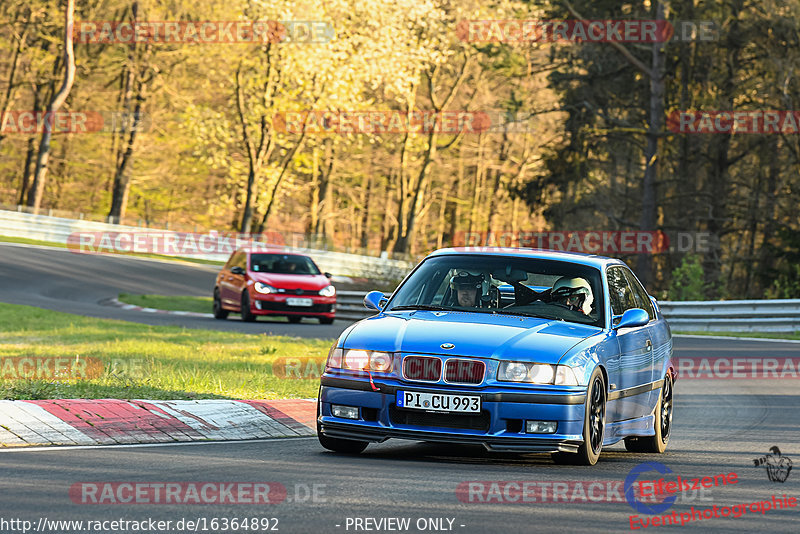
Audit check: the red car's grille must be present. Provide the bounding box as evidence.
[402,356,442,382]
[444,359,485,385]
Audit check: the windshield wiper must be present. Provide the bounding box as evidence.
[495,310,564,321]
[389,304,454,311]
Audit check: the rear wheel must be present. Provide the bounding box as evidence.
[287,316,302,324]
[552,367,606,466]
[625,373,673,453]
[212,289,228,320]
[240,291,256,322]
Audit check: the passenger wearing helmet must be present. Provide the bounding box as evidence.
[551,277,593,315]
[450,271,483,307]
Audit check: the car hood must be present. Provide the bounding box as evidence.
[248,272,330,290]
[342,310,602,363]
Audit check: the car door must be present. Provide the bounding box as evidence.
[606,266,653,422]
[219,251,245,307]
[623,268,667,407]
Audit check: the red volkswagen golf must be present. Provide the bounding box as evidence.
[213,248,336,324]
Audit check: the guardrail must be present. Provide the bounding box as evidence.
[0,209,413,280]
[658,299,800,333]
[336,292,800,332]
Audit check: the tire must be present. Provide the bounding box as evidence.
[552,367,606,466]
[319,317,334,325]
[213,289,229,320]
[625,373,673,454]
[240,291,256,322]
[287,316,302,324]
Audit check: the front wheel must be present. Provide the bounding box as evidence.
[287,316,302,324]
[240,291,256,322]
[625,373,673,453]
[319,316,334,325]
[552,367,606,466]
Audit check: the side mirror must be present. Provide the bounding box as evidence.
[363,290,388,311]
[324,272,333,279]
[614,308,650,329]
[230,266,245,276]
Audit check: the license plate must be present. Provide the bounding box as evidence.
[286,298,313,307]
[396,391,481,413]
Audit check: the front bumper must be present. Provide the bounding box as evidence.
[251,294,335,317]
[318,376,587,453]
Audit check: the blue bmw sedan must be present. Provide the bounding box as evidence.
[317,248,675,465]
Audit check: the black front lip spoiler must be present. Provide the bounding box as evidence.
[319,421,582,453]
[320,376,586,405]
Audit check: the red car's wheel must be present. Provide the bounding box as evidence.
[240,291,256,322]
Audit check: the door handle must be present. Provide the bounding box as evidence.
[645,339,652,351]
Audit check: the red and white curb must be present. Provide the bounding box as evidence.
[0,399,316,447]
[106,298,213,318]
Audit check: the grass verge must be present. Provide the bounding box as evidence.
[118,293,214,314]
[673,330,800,341]
[0,303,331,400]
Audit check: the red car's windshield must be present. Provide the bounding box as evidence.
[250,253,321,275]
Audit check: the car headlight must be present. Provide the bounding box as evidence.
[254,282,277,294]
[498,361,576,385]
[555,365,579,385]
[326,348,392,373]
[319,285,336,297]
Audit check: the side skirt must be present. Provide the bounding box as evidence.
[603,414,656,446]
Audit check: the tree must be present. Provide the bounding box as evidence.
[26,0,75,210]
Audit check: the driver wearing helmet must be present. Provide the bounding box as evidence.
[450,271,483,307]
[551,277,593,315]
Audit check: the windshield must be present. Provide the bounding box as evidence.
[249,253,321,275]
[386,254,605,328]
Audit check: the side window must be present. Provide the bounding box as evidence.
[224,252,237,269]
[623,269,655,321]
[229,252,246,271]
[607,267,637,320]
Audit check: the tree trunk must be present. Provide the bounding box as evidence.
[312,137,335,239]
[0,16,29,152]
[636,0,666,287]
[108,77,148,221]
[359,152,374,250]
[26,0,76,211]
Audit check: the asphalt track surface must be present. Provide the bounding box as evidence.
[1,241,799,533]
